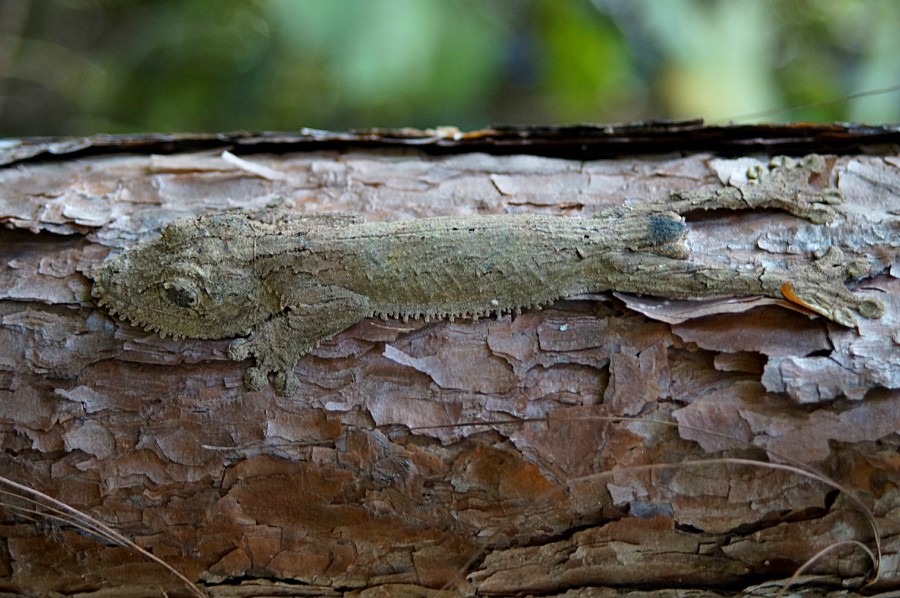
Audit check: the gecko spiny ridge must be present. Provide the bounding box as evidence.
[93,157,884,395]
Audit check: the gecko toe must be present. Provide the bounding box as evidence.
[274,371,301,396]
[807,207,837,225]
[228,337,251,361]
[832,307,858,328]
[858,297,885,319]
[244,367,268,392]
[819,189,843,205]
[793,197,837,224]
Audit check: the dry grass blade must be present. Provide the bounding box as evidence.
[657,417,883,582]
[3,502,122,545]
[0,476,207,598]
[568,458,880,581]
[773,540,877,598]
[415,414,883,591]
[1,487,125,546]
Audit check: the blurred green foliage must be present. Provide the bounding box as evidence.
[1,0,898,136]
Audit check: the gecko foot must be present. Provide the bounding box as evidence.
[766,189,842,225]
[774,247,884,326]
[229,335,303,396]
[226,287,372,395]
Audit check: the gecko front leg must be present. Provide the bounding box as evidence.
[228,286,372,395]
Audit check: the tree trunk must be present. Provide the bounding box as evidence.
[0,128,897,597]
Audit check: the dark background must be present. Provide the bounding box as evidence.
[2,0,898,137]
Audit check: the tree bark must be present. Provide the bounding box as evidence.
[0,136,897,597]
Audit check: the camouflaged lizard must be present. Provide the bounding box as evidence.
[93,156,884,395]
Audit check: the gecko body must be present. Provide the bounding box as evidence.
[94,157,884,395]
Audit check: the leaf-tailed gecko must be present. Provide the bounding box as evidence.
[93,156,884,395]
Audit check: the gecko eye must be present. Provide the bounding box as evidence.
[162,279,200,308]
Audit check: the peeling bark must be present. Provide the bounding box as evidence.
[0,142,898,597]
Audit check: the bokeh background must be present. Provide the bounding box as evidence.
[1,0,899,137]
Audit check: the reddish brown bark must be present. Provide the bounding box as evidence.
[0,141,897,597]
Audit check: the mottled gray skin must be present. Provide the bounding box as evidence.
[94,158,884,395]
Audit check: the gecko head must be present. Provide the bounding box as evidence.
[93,212,278,340]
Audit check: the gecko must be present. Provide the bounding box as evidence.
[93,156,884,395]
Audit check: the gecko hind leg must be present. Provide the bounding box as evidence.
[664,156,843,224]
[666,185,842,224]
[228,286,372,395]
[611,246,883,327]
